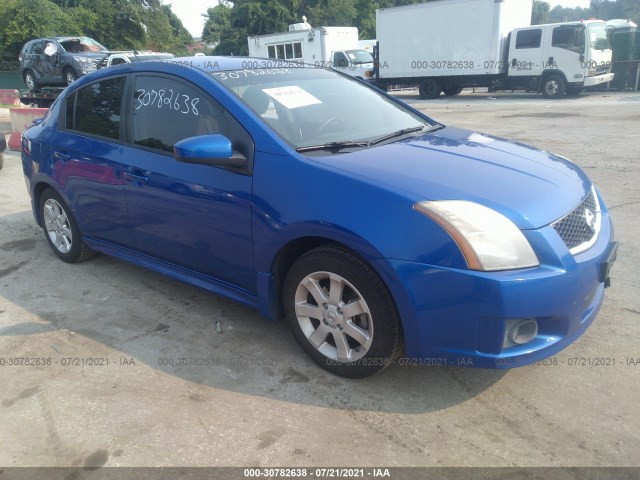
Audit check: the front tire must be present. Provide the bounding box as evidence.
[24,71,36,90]
[64,68,78,85]
[283,246,402,378]
[542,74,566,98]
[39,188,96,263]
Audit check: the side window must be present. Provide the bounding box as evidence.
[66,77,126,140]
[515,29,542,49]
[132,76,227,153]
[32,41,44,55]
[333,52,348,67]
[552,26,584,53]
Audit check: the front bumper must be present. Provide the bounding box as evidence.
[584,72,614,87]
[375,212,615,369]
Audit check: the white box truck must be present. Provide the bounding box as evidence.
[375,0,614,98]
[247,22,374,80]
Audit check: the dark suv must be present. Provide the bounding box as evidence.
[19,37,109,89]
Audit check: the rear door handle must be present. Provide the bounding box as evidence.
[123,171,149,184]
[53,151,71,162]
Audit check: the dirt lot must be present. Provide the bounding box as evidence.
[0,90,639,471]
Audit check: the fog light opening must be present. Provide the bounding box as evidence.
[504,319,538,347]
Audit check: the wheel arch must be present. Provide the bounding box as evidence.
[256,232,410,345]
[32,180,70,228]
[538,70,568,92]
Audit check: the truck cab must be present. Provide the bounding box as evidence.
[507,20,614,97]
[331,49,374,80]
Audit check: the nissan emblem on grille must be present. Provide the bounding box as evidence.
[552,186,601,254]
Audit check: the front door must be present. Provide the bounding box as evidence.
[121,74,255,291]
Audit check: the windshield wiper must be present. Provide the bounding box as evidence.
[296,140,371,153]
[369,125,437,146]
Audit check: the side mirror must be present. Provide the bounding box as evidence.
[174,134,247,168]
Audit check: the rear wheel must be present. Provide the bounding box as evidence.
[39,188,96,263]
[443,85,463,96]
[283,246,402,378]
[542,74,566,98]
[418,78,441,99]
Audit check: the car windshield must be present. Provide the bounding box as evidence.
[60,37,108,53]
[211,67,433,151]
[588,24,610,50]
[345,49,374,64]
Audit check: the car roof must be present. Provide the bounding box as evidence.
[164,56,309,73]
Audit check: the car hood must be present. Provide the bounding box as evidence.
[313,126,591,229]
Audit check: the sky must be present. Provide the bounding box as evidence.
[163,0,218,38]
[166,0,594,39]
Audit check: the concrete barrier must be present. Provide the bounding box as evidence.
[8,107,48,151]
[0,89,20,107]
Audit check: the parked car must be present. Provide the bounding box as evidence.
[21,57,617,378]
[19,36,108,89]
[99,51,175,69]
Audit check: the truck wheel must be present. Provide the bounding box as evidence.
[443,86,463,96]
[64,68,78,85]
[542,74,566,98]
[24,71,36,90]
[418,79,441,99]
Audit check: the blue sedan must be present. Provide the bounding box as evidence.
[21,57,617,377]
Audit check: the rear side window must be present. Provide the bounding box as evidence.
[516,29,542,49]
[132,75,228,152]
[65,77,126,140]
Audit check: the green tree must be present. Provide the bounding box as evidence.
[532,1,550,25]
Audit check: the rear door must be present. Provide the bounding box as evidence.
[51,75,134,247]
[508,28,544,78]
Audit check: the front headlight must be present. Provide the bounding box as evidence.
[414,200,539,271]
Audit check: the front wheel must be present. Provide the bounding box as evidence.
[39,188,96,263]
[542,74,566,98]
[283,246,403,378]
[24,71,36,90]
[64,68,78,85]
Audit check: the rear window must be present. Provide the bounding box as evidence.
[65,77,126,140]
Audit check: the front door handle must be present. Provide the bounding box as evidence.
[123,171,149,184]
[53,151,71,162]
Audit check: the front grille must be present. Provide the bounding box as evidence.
[552,186,601,255]
[596,65,609,76]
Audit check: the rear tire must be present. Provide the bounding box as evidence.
[283,245,402,378]
[39,188,96,263]
[443,86,463,96]
[418,78,441,99]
